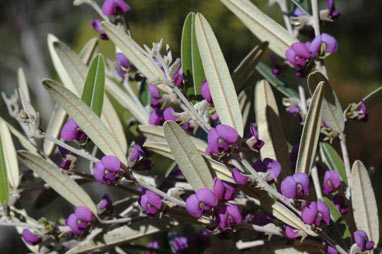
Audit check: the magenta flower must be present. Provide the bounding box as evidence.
[172,67,184,87]
[285,225,299,239]
[138,189,162,216]
[58,146,75,170]
[310,33,338,57]
[354,230,374,251]
[61,118,87,143]
[145,241,159,254]
[163,107,179,122]
[130,144,153,170]
[247,124,264,151]
[332,195,349,214]
[91,19,108,40]
[149,85,160,99]
[116,53,131,77]
[130,144,145,162]
[201,80,212,103]
[149,109,164,126]
[232,168,248,186]
[328,0,340,19]
[102,0,131,16]
[356,101,368,122]
[286,42,311,69]
[323,170,341,194]
[253,158,281,180]
[206,124,239,155]
[66,206,94,234]
[302,201,330,226]
[280,173,309,199]
[213,177,236,201]
[185,188,218,218]
[94,155,121,185]
[173,236,188,253]
[22,229,41,246]
[216,203,242,229]
[99,194,114,212]
[325,243,338,254]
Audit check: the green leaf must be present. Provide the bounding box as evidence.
[319,142,347,185]
[181,12,205,103]
[351,160,379,246]
[0,128,10,204]
[18,151,97,215]
[81,54,105,117]
[164,121,214,190]
[295,82,324,174]
[233,42,269,93]
[256,61,299,98]
[357,86,382,112]
[102,22,164,80]
[0,120,19,189]
[17,68,30,102]
[79,37,99,66]
[221,0,298,58]
[42,79,127,165]
[195,13,243,136]
[255,80,291,182]
[43,105,67,156]
[308,71,344,133]
[323,197,352,250]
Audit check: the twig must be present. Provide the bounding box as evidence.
[339,133,352,198]
[240,222,283,236]
[0,220,44,229]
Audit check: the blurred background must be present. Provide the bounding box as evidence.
[0,0,381,252]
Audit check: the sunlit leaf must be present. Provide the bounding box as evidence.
[17,68,30,102]
[0,129,9,204]
[319,142,347,185]
[0,120,19,189]
[79,37,99,66]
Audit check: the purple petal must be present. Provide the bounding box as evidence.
[222,181,236,200]
[216,124,239,144]
[102,0,131,16]
[281,176,297,199]
[325,243,338,254]
[148,85,160,99]
[201,80,212,103]
[302,202,318,225]
[173,236,188,251]
[354,230,368,250]
[196,188,218,207]
[226,203,242,225]
[116,53,130,76]
[61,118,80,141]
[100,194,113,211]
[293,173,310,197]
[365,241,375,250]
[145,190,162,210]
[163,107,179,122]
[101,155,121,171]
[317,200,330,225]
[131,144,144,162]
[22,229,41,246]
[172,68,184,87]
[91,19,103,34]
[285,226,299,239]
[263,158,281,179]
[321,33,338,53]
[67,214,82,234]
[232,168,248,185]
[323,170,340,194]
[94,162,107,184]
[186,194,203,218]
[292,42,310,59]
[285,48,297,66]
[213,177,225,201]
[249,123,259,139]
[75,206,93,222]
[207,128,220,154]
[149,109,164,126]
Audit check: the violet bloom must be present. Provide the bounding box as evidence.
[328,0,340,19]
[66,206,94,234]
[163,107,179,122]
[206,124,239,155]
[130,144,153,170]
[325,243,338,254]
[131,144,145,162]
[323,170,341,194]
[61,118,87,143]
[216,203,242,229]
[301,201,330,227]
[138,189,162,216]
[213,177,236,201]
[149,85,160,99]
[285,225,299,239]
[288,105,300,116]
[116,53,131,77]
[102,0,131,16]
[201,80,212,103]
[94,155,121,185]
[91,19,108,40]
[286,42,311,69]
[173,67,184,87]
[356,101,368,122]
[310,33,338,57]
[149,109,164,126]
[173,236,188,253]
[145,241,159,254]
[232,168,248,186]
[247,124,264,151]
[280,173,309,199]
[99,194,114,212]
[354,230,375,251]
[22,229,41,246]
[252,158,281,180]
[332,195,349,214]
[58,146,75,170]
[185,188,218,218]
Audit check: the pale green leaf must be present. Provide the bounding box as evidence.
[17,68,30,102]
[195,13,243,136]
[221,0,298,58]
[43,105,67,156]
[295,82,324,174]
[164,121,214,190]
[308,71,344,133]
[18,151,97,215]
[351,160,379,246]
[42,79,127,165]
[319,142,347,185]
[0,120,19,189]
[0,130,9,204]
[255,80,291,181]
[79,37,99,66]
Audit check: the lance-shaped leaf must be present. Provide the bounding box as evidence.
[295,82,324,174]
[181,12,205,103]
[53,40,127,153]
[308,71,344,133]
[66,217,174,254]
[81,54,105,117]
[0,131,9,204]
[351,160,379,246]
[102,22,164,80]
[0,120,19,189]
[195,13,243,136]
[164,121,214,190]
[18,151,97,215]
[255,80,291,181]
[221,0,298,58]
[17,68,30,102]
[42,79,127,165]
[319,142,347,186]
[43,105,67,156]
[323,197,352,250]
[256,61,299,98]
[357,86,382,112]
[233,42,269,93]
[79,37,99,66]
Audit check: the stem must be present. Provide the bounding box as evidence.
[100,217,132,224]
[311,165,323,200]
[240,223,283,236]
[0,220,44,229]
[278,0,293,35]
[236,240,265,250]
[339,133,352,197]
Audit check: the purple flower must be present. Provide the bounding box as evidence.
[253,158,281,180]
[22,229,41,246]
[94,155,121,185]
[61,118,87,143]
[149,85,160,99]
[354,230,375,251]
[145,241,159,254]
[102,0,131,16]
[173,236,188,253]
[206,124,239,155]
[213,177,236,201]
[301,201,330,226]
[58,146,75,170]
[201,80,212,103]
[246,124,264,151]
[232,168,248,186]
[281,173,309,199]
[138,189,162,215]
[323,170,341,194]
[66,206,94,235]
[130,144,145,162]
[291,8,306,17]
[286,42,311,69]
[91,19,108,40]
[285,225,299,239]
[328,0,340,19]
[173,67,184,87]
[356,101,368,122]
[186,188,218,218]
[332,195,349,214]
[310,33,338,57]
[216,203,242,229]
[116,53,131,77]
[325,243,338,254]
[163,107,179,122]
[288,105,300,116]
[149,109,164,126]
[99,194,114,212]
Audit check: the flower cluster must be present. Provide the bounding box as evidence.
[301,201,330,227]
[66,206,94,235]
[281,172,310,199]
[94,155,122,185]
